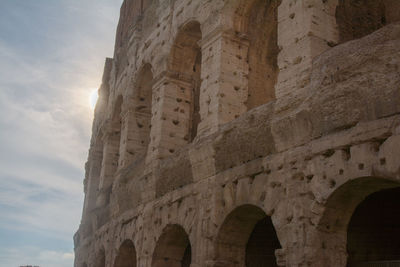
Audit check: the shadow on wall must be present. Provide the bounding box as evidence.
[152,224,191,267]
[336,0,400,43]
[214,204,281,267]
[318,177,400,266]
[114,239,137,267]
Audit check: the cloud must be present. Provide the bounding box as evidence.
[0,0,123,266]
[0,246,74,267]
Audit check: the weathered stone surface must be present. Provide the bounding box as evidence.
[75,1,400,267]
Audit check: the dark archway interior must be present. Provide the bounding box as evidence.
[336,0,400,44]
[181,243,191,267]
[114,239,137,267]
[347,187,400,265]
[152,224,192,267]
[215,205,281,267]
[246,217,281,267]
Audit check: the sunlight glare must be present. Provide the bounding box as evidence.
[89,89,99,110]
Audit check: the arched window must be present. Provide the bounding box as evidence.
[234,0,280,110]
[215,204,281,267]
[152,224,191,267]
[169,21,202,142]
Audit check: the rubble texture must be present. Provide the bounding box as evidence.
[75,0,400,266]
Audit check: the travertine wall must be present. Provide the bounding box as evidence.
[75,0,400,266]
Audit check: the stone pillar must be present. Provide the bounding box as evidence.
[146,73,194,163]
[118,98,154,169]
[97,129,120,207]
[118,106,132,168]
[82,141,103,215]
[197,29,250,136]
[276,0,339,99]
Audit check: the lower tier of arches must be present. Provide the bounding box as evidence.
[75,127,400,267]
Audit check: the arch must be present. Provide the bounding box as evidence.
[169,20,202,142]
[347,187,400,265]
[336,0,400,43]
[114,239,137,267]
[317,177,400,266]
[152,224,192,267]
[95,248,106,267]
[232,0,280,110]
[214,204,281,267]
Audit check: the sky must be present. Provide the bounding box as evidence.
[0,1,123,266]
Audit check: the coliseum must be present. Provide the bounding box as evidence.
[74,0,400,266]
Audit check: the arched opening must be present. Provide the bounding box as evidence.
[169,21,202,143]
[114,239,137,267]
[152,224,191,267]
[347,187,400,266]
[234,0,280,110]
[96,249,106,267]
[214,204,281,267]
[336,0,400,44]
[133,64,153,161]
[317,177,400,266]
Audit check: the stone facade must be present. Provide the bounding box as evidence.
[74,0,400,266]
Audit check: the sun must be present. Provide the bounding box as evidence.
[89,89,99,110]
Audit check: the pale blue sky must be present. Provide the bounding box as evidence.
[0,1,123,266]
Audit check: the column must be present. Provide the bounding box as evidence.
[146,73,194,163]
[197,29,250,136]
[276,0,339,99]
[97,129,119,207]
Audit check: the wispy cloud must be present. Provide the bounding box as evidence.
[0,246,74,267]
[0,0,122,266]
